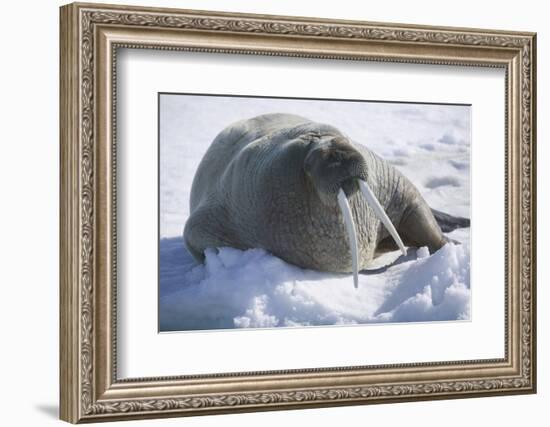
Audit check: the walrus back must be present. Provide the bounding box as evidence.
[189,113,310,211]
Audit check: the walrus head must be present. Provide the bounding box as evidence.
[303,135,367,203]
[303,134,406,288]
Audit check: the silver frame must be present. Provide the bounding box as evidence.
[60,2,537,423]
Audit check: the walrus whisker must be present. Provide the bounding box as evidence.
[337,188,359,289]
[358,179,407,256]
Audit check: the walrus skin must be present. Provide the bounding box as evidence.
[184,113,469,273]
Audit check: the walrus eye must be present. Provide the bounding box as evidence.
[358,180,407,256]
[337,188,359,289]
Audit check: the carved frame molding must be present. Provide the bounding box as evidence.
[60,2,536,423]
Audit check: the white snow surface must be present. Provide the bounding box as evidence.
[159,95,471,331]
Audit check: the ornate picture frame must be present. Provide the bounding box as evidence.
[60,2,536,423]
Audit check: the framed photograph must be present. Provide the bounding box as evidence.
[60,2,537,423]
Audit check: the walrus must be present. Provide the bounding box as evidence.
[183,113,469,288]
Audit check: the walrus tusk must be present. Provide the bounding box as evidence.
[337,188,359,289]
[358,179,407,256]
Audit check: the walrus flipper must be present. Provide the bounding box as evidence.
[430,208,470,232]
[377,206,470,256]
[184,203,240,263]
[398,203,447,254]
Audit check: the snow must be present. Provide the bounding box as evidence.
[159,94,471,331]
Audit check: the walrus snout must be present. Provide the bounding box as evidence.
[303,136,368,204]
[339,177,360,197]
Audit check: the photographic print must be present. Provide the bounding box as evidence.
[159,94,471,332]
